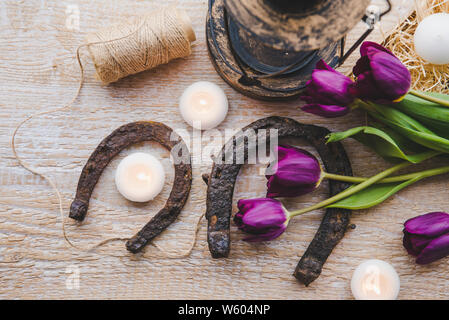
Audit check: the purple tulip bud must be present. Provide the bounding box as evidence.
[300,60,355,118]
[403,212,449,264]
[233,198,289,242]
[266,145,322,198]
[352,41,411,103]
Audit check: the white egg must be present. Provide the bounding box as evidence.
[414,13,449,65]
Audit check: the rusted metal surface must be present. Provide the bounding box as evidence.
[69,121,192,253]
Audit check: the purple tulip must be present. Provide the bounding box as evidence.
[300,60,355,118]
[403,212,449,264]
[352,41,411,103]
[266,145,322,198]
[234,198,289,242]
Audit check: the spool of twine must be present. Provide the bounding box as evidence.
[87,7,196,84]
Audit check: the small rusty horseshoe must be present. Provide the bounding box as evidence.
[69,121,192,253]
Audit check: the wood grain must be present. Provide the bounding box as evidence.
[2,0,448,300]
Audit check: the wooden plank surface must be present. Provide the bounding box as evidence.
[2,0,448,300]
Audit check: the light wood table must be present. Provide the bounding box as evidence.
[1,0,447,299]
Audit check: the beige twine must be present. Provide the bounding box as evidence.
[11,7,202,259]
[87,7,194,84]
[382,0,449,93]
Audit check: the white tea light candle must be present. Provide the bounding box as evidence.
[115,152,165,202]
[414,13,449,65]
[179,81,228,130]
[351,259,400,300]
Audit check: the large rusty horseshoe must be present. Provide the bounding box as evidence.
[204,116,353,286]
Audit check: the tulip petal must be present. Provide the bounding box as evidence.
[352,72,398,104]
[241,203,286,228]
[307,69,355,105]
[237,198,280,213]
[233,211,245,228]
[315,59,334,71]
[353,41,411,103]
[353,55,370,76]
[360,41,393,57]
[266,145,321,198]
[403,230,432,256]
[368,50,411,100]
[404,212,449,237]
[234,198,288,234]
[352,71,384,100]
[301,104,349,118]
[243,226,286,242]
[300,59,355,118]
[268,161,321,189]
[416,233,449,264]
[355,41,393,75]
[267,177,316,198]
[269,146,320,186]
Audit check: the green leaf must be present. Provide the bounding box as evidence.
[372,123,427,153]
[410,90,449,108]
[394,94,449,138]
[369,110,449,153]
[326,176,422,210]
[369,102,435,135]
[361,102,449,153]
[327,126,435,163]
[427,92,449,102]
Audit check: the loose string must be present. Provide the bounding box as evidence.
[11,10,202,259]
[11,46,85,250]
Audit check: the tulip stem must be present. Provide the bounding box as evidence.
[289,162,411,218]
[409,89,449,108]
[323,165,449,184]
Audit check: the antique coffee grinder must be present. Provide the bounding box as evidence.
[206,0,391,100]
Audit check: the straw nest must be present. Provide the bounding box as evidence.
[382,0,449,93]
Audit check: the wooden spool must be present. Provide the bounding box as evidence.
[206,0,370,101]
